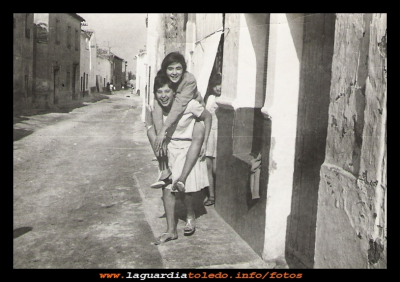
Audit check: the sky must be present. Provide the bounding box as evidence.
[77,13,147,75]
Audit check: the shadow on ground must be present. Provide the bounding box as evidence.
[13,93,110,142]
[158,189,209,222]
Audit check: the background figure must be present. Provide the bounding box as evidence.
[203,73,222,206]
[109,82,114,94]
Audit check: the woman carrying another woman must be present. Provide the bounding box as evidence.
[146,72,212,244]
[150,52,206,192]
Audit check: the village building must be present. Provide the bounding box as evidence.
[111,54,124,91]
[80,29,97,96]
[31,13,84,108]
[13,13,34,114]
[140,13,387,269]
[95,47,125,93]
[95,47,112,92]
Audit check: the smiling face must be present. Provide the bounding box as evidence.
[156,84,174,109]
[166,62,183,84]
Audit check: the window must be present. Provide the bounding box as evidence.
[75,29,79,51]
[67,26,71,48]
[55,19,60,44]
[25,14,30,39]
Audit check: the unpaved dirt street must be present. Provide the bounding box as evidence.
[13,90,164,268]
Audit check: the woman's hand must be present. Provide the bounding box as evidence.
[154,132,166,152]
[199,142,207,161]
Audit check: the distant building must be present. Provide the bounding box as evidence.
[13,13,34,114]
[32,13,84,108]
[95,47,112,92]
[111,54,124,91]
[95,47,124,92]
[80,29,96,96]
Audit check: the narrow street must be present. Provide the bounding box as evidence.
[13,90,274,269]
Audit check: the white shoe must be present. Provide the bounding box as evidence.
[150,180,166,189]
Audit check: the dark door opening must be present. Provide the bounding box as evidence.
[53,68,60,104]
[285,13,336,268]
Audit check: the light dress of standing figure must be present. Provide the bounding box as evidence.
[203,73,222,206]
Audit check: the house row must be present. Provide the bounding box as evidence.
[13,13,126,115]
[137,13,387,268]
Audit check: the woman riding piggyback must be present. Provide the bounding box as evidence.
[152,52,204,146]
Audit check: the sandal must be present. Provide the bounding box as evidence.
[204,197,215,206]
[184,218,196,236]
[154,232,178,245]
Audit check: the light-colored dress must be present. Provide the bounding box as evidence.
[205,94,218,158]
[163,100,209,193]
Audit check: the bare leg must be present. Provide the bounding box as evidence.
[147,129,171,181]
[154,188,178,244]
[177,121,205,185]
[206,157,215,199]
[163,188,177,234]
[180,192,196,235]
[179,192,195,219]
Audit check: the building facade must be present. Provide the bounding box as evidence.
[32,13,84,108]
[111,54,124,91]
[13,13,34,114]
[142,13,387,269]
[95,47,112,92]
[80,29,97,96]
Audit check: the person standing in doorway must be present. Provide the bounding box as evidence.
[203,73,222,206]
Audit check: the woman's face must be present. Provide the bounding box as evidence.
[213,84,221,96]
[156,84,174,108]
[166,62,183,84]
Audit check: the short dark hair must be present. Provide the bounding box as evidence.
[161,52,187,75]
[153,73,175,95]
[209,72,222,87]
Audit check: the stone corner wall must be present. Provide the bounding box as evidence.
[314,13,387,269]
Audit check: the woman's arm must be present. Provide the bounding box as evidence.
[197,108,212,160]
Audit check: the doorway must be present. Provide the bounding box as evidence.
[285,13,336,268]
[53,68,60,104]
[72,65,77,99]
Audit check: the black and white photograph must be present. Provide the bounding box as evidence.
[13,13,387,274]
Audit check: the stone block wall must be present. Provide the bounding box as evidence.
[314,13,387,269]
